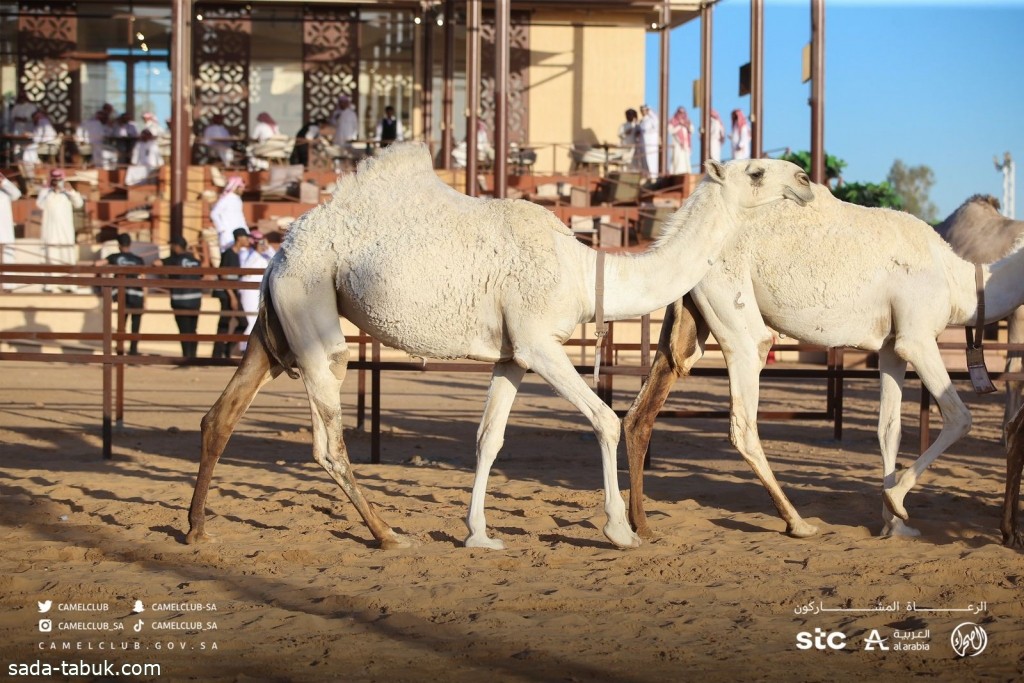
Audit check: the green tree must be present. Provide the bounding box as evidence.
[832,181,903,210]
[886,160,937,222]
[778,150,847,185]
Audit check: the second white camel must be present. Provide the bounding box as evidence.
[624,182,1024,539]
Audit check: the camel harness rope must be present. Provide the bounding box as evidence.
[966,263,997,394]
[593,251,608,385]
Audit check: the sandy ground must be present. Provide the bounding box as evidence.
[0,360,1021,682]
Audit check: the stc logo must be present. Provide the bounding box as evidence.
[796,628,847,650]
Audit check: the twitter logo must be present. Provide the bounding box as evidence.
[37,600,52,613]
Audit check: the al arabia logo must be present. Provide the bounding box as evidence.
[950,622,988,657]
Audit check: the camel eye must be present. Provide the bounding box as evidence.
[748,168,765,183]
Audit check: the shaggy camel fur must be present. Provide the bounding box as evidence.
[185,144,814,550]
[624,183,1024,540]
[935,194,1024,428]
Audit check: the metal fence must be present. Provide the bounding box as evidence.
[1,263,1019,462]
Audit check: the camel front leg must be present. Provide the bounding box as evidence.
[524,340,640,549]
[187,333,280,544]
[1001,403,1024,547]
[693,287,817,538]
[624,297,707,538]
[465,361,526,549]
[884,336,972,522]
[877,341,919,537]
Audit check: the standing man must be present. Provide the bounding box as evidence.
[730,109,751,161]
[374,106,404,148]
[638,104,660,181]
[213,227,250,358]
[100,233,145,355]
[155,236,203,358]
[37,169,84,280]
[0,171,23,277]
[329,95,359,148]
[708,109,726,162]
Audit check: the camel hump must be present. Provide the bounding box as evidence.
[354,143,435,183]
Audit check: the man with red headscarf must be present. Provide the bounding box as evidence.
[731,109,751,161]
[668,106,693,175]
[37,169,84,276]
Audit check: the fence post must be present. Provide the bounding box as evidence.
[102,279,113,459]
[371,340,381,463]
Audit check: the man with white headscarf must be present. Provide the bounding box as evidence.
[210,176,248,252]
[0,171,22,278]
[329,95,359,146]
[638,104,660,181]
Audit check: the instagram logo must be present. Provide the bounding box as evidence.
[38,619,52,633]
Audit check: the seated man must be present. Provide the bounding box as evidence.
[202,114,235,166]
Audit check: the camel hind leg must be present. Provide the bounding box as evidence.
[1002,403,1024,547]
[624,297,708,538]
[1003,307,1024,438]
[186,330,283,543]
[876,341,919,537]
[275,279,410,549]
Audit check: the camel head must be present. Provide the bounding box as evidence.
[704,159,814,210]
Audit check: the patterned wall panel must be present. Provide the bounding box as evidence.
[17,2,77,128]
[193,4,251,138]
[480,11,530,146]
[303,8,358,124]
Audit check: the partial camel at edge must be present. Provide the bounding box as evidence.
[184,143,815,550]
[935,193,1024,431]
[624,183,1024,542]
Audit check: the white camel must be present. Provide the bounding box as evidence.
[935,193,1024,427]
[623,182,1024,540]
[184,144,815,550]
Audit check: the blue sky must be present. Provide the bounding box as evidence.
[645,0,1024,218]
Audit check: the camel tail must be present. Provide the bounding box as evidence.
[257,261,300,380]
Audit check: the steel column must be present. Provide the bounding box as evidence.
[170,0,191,241]
[422,9,434,154]
[810,0,825,183]
[750,0,764,158]
[699,3,713,168]
[466,0,481,196]
[493,0,510,198]
[441,0,455,169]
[658,1,670,176]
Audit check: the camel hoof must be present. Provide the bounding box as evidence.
[633,523,657,541]
[786,520,819,538]
[882,518,921,538]
[379,533,417,550]
[184,528,215,545]
[883,489,909,521]
[464,534,506,550]
[605,522,642,549]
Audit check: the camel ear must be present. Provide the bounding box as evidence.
[705,159,726,183]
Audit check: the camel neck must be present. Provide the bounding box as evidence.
[971,246,1024,325]
[597,186,737,321]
